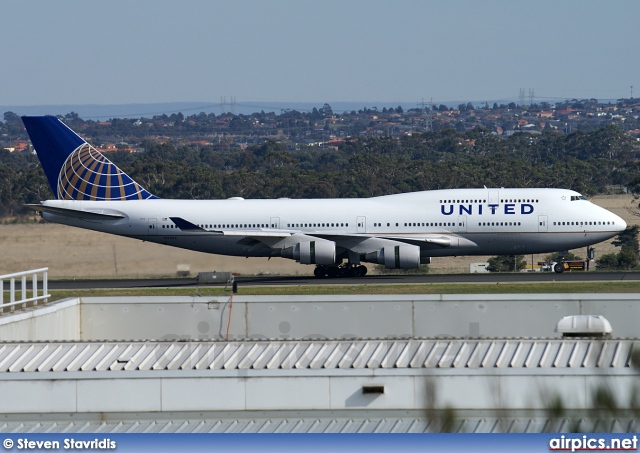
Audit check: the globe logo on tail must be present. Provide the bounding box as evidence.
[57,144,155,201]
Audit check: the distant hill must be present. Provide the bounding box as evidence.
[0,101,416,119]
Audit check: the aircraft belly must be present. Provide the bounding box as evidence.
[426,232,617,257]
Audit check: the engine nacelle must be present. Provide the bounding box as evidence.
[281,239,336,265]
[364,244,420,269]
[299,240,336,265]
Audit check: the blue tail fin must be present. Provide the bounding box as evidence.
[22,116,157,201]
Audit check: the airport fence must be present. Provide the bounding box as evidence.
[0,268,50,314]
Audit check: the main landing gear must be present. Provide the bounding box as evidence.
[314,263,368,278]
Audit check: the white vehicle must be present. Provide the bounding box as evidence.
[540,262,553,272]
[22,116,626,278]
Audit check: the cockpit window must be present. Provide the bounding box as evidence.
[570,195,588,201]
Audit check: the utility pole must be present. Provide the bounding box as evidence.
[420,98,433,132]
[281,108,291,138]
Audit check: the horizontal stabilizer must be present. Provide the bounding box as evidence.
[26,204,125,220]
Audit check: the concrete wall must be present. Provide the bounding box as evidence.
[81,294,640,341]
[1,293,639,341]
[0,299,79,341]
[0,370,636,414]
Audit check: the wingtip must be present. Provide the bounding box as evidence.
[169,217,206,231]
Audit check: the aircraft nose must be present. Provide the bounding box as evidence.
[614,214,627,232]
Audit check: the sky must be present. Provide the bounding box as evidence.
[3,0,639,108]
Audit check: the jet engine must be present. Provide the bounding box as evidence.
[281,239,336,265]
[363,244,420,269]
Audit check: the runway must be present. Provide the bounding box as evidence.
[47,271,640,290]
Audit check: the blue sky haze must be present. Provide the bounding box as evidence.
[2,0,638,110]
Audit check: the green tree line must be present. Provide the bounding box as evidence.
[2,125,640,216]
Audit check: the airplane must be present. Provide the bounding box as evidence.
[21,115,627,277]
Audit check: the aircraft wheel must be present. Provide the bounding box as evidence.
[314,266,327,278]
[553,263,564,274]
[356,265,367,277]
[336,267,348,278]
[327,266,339,278]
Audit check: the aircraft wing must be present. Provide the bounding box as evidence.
[169,217,206,231]
[170,217,295,238]
[27,204,126,221]
[375,234,478,249]
[170,217,477,251]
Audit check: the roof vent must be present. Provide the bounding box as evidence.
[555,315,612,338]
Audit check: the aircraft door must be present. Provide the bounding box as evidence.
[270,217,280,229]
[489,190,500,204]
[357,216,366,233]
[538,215,548,232]
[458,215,467,233]
[148,218,158,235]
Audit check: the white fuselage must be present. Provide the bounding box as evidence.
[40,188,626,260]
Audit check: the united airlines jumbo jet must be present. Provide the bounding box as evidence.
[22,116,626,277]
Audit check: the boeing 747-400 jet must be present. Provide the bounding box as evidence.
[22,116,626,277]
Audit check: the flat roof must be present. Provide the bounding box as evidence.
[0,413,635,434]
[0,338,635,374]
[1,294,639,433]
